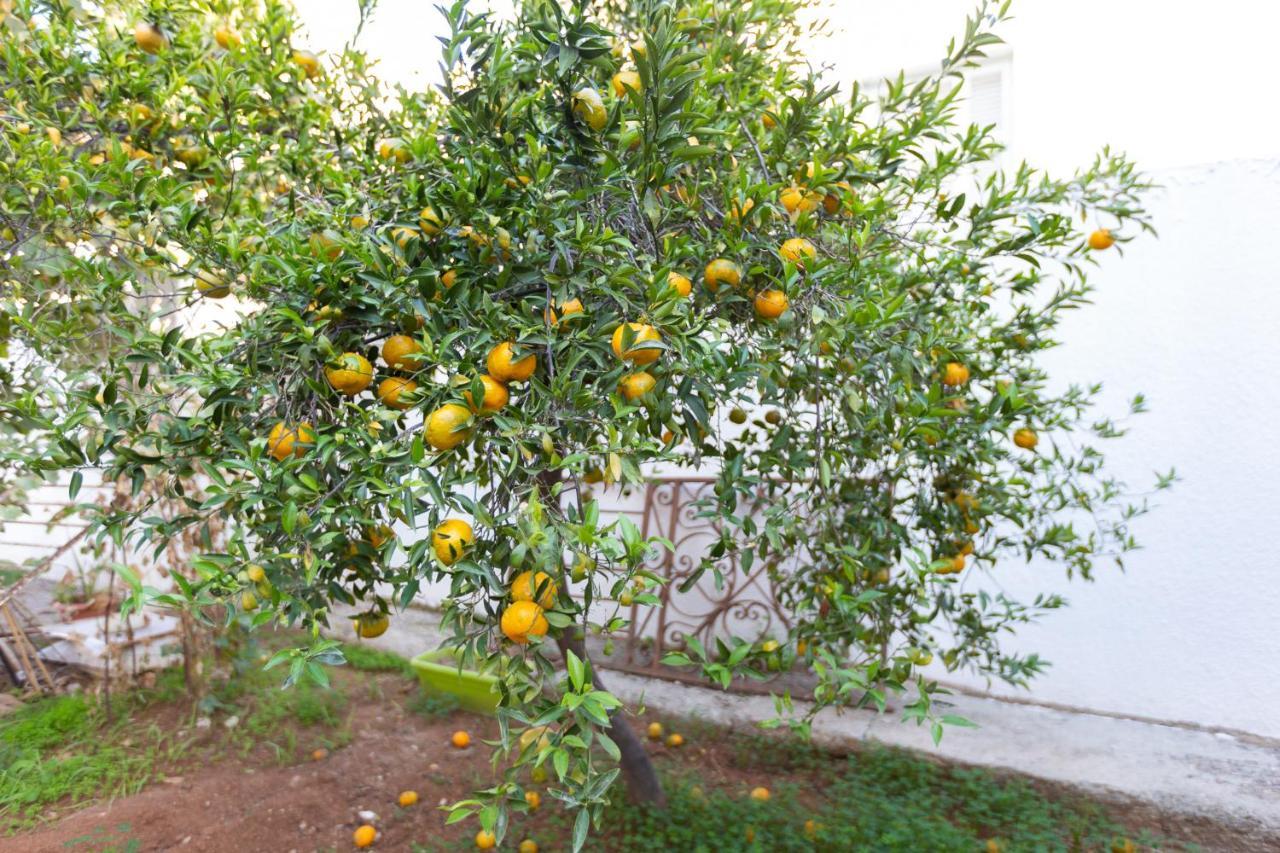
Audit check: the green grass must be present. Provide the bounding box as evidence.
[0,653,356,831]
[0,691,181,834]
[530,738,1185,853]
[340,642,413,676]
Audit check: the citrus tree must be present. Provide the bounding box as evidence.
[0,0,1168,846]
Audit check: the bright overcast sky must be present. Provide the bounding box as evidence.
[291,0,1280,172]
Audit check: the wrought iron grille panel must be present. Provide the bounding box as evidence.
[616,478,791,679]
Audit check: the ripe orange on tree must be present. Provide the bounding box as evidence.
[433,518,474,565]
[667,271,692,297]
[382,335,424,372]
[377,377,418,410]
[611,323,662,364]
[519,840,538,853]
[419,206,444,235]
[572,87,607,131]
[754,290,789,320]
[501,601,549,644]
[292,49,322,78]
[425,403,473,450]
[1088,228,1115,250]
[1014,427,1039,450]
[353,611,390,639]
[474,829,496,850]
[611,70,642,96]
[267,421,315,461]
[461,375,509,414]
[619,371,656,401]
[511,570,558,609]
[704,258,742,292]
[942,361,970,386]
[779,237,816,266]
[325,352,373,395]
[486,342,537,383]
[524,790,541,810]
[213,26,242,50]
[133,21,167,53]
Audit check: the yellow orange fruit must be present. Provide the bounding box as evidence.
[366,524,395,549]
[665,733,684,748]
[353,611,390,639]
[667,271,692,297]
[1088,228,1115,250]
[519,840,538,853]
[441,269,457,288]
[779,237,816,267]
[704,258,742,292]
[546,297,584,325]
[267,421,316,461]
[382,335,425,372]
[292,49,321,78]
[133,22,166,53]
[475,830,496,850]
[377,138,409,162]
[419,206,444,236]
[353,824,376,848]
[398,790,418,807]
[750,786,770,802]
[754,290,789,320]
[462,375,509,414]
[511,571,558,609]
[486,342,537,383]
[377,377,418,411]
[194,270,230,298]
[1013,428,1039,450]
[780,186,821,215]
[241,591,258,611]
[572,87,607,132]
[611,70,643,97]
[619,371,656,401]
[425,404,473,450]
[942,362,970,386]
[213,26,242,50]
[501,601,549,644]
[727,197,755,224]
[433,518,474,565]
[392,226,418,248]
[452,730,471,749]
[309,229,342,260]
[246,564,266,584]
[525,790,541,810]
[647,722,663,740]
[611,323,662,364]
[325,352,374,395]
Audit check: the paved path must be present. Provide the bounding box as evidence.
[334,603,1280,847]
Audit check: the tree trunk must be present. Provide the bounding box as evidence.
[555,632,667,807]
[536,468,666,807]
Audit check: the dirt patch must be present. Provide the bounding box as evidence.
[4,670,1273,853]
[5,673,498,853]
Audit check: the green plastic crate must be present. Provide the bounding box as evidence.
[410,648,500,715]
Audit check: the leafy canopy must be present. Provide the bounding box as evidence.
[0,0,1165,844]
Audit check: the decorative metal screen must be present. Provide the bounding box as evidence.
[616,478,791,682]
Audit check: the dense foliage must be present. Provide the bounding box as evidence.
[0,0,1165,845]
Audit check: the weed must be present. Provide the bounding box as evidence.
[340,643,413,676]
[407,691,461,720]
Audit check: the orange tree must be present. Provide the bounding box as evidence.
[0,0,1169,845]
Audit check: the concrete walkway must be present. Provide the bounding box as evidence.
[333,603,1280,847]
